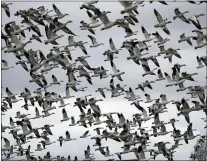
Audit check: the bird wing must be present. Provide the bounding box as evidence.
[88,35,98,45]
[154,9,163,23]
[66,131,71,139]
[52,74,58,83]
[62,108,68,119]
[52,4,63,16]
[163,26,170,35]
[142,64,151,72]
[109,38,116,50]
[79,44,88,55]
[2,60,8,67]
[83,130,89,136]
[142,27,150,40]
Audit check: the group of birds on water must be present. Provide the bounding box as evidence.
[1,0,207,161]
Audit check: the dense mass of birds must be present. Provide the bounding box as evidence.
[190,136,207,160]
[1,1,207,161]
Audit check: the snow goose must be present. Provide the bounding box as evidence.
[41,137,55,146]
[118,1,139,23]
[168,118,179,129]
[158,94,174,105]
[58,95,70,108]
[181,72,198,81]
[126,87,140,101]
[93,113,103,125]
[44,25,64,45]
[9,117,18,130]
[76,41,88,55]
[25,53,46,73]
[176,81,188,92]
[66,71,81,88]
[52,18,75,35]
[158,123,173,136]
[117,21,138,38]
[30,34,42,43]
[196,56,205,69]
[164,72,185,87]
[80,20,96,34]
[14,111,30,119]
[40,61,56,74]
[1,3,12,17]
[93,127,104,136]
[1,60,14,70]
[104,146,113,157]
[154,9,172,35]
[86,11,102,28]
[63,86,75,99]
[177,99,192,123]
[148,55,160,67]
[80,130,91,138]
[135,103,151,122]
[200,56,207,66]
[60,108,70,122]
[193,36,207,49]
[35,144,44,151]
[5,87,21,103]
[137,41,151,51]
[178,33,193,45]
[42,104,55,117]
[127,45,147,61]
[110,61,125,81]
[95,9,118,30]
[173,8,189,23]
[75,56,92,70]
[145,80,155,90]
[29,107,42,120]
[95,88,107,98]
[60,46,75,61]
[153,32,170,45]
[4,32,32,53]
[2,138,11,151]
[64,131,76,141]
[57,136,64,147]
[192,29,207,41]
[188,14,205,30]
[9,21,28,37]
[187,123,200,140]
[145,94,156,103]
[173,63,186,73]
[191,101,204,111]
[16,121,32,136]
[76,65,92,84]
[152,114,164,128]
[163,48,181,63]
[155,69,165,81]
[80,0,99,10]
[103,50,118,62]
[141,60,157,77]
[37,6,53,16]
[141,26,156,42]
[88,35,104,48]
[69,116,78,126]
[52,4,69,19]
[67,36,80,47]
[50,74,63,86]
[91,66,108,78]
[109,38,122,54]
[135,84,144,92]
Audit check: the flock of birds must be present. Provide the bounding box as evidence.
[1,0,207,161]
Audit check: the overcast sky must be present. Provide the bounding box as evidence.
[1,1,207,160]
